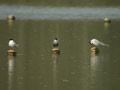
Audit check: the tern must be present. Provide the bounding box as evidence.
[53,38,59,47]
[8,39,17,49]
[90,39,109,47]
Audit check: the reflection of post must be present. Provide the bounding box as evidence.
[52,53,59,64]
[104,23,111,31]
[8,51,16,90]
[90,55,99,71]
[90,44,106,89]
[90,51,99,89]
[51,48,60,90]
[8,20,14,28]
[90,46,99,73]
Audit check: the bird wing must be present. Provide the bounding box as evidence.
[93,39,109,46]
[91,39,99,46]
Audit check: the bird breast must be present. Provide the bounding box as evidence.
[9,41,16,47]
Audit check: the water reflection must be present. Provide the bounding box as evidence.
[8,20,14,27]
[52,51,59,64]
[8,54,16,90]
[51,49,60,90]
[104,22,111,30]
[90,46,100,79]
[90,46,105,89]
[90,50,100,89]
[90,52,99,70]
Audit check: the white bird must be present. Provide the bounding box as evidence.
[90,39,109,47]
[53,38,59,47]
[8,39,17,49]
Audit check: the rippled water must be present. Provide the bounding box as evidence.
[0,5,120,20]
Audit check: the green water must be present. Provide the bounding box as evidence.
[0,0,120,90]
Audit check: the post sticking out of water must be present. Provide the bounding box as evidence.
[51,48,60,54]
[104,17,111,23]
[8,15,16,20]
[7,49,16,56]
[90,46,100,56]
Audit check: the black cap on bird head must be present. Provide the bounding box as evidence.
[55,38,58,40]
[9,39,13,40]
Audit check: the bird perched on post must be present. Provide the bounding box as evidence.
[53,38,59,47]
[90,39,109,47]
[8,39,17,49]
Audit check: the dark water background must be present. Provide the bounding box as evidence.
[0,0,120,90]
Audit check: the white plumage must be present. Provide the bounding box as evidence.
[8,39,16,48]
[90,39,109,47]
[53,38,59,47]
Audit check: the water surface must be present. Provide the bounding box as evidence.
[0,0,120,90]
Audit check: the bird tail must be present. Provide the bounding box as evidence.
[102,43,110,47]
[15,44,19,47]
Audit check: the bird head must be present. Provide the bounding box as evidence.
[55,38,58,40]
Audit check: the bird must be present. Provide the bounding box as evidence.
[8,39,17,49]
[90,39,109,47]
[53,38,59,47]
